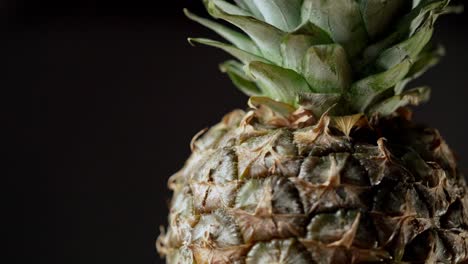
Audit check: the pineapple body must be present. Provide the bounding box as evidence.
[157,108,468,263]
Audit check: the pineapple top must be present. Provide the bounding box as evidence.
[186,0,460,117]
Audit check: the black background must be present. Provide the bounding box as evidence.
[3,1,468,263]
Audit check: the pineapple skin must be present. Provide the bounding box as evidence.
[157,108,468,263]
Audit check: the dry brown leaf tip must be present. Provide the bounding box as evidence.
[293,111,331,145]
[332,113,366,137]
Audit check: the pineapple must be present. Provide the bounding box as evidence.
[157,0,468,263]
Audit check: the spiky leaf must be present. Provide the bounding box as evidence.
[376,20,434,70]
[184,9,260,55]
[348,59,412,112]
[394,45,444,94]
[220,60,262,96]
[280,22,334,71]
[209,0,251,16]
[233,0,265,19]
[369,86,431,115]
[359,0,407,39]
[302,44,352,93]
[359,0,446,69]
[207,0,285,64]
[188,38,268,64]
[247,61,311,105]
[301,0,368,57]
[186,0,454,117]
[252,0,302,32]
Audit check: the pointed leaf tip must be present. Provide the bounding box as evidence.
[184,7,260,55]
[187,38,196,46]
[187,38,268,64]
[206,0,285,64]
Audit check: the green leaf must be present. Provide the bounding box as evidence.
[369,86,430,116]
[412,0,422,8]
[348,59,412,112]
[358,0,447,69]
[280,22,334,71]
[359,0,407,39]
[252,0,302,32]
[281,35,316,72]
[233,0,249,10]
[297,92,341,116]
[291,21,335,43]
[394,45,444,94]
[406,44,444,78]
[209,0,251,16]
[188,38,269,64]
[220,60,250,79]
[441,5,464,15]
[220,60,262,96]
[207,0,285,64]
[233,0,265,20]
[246,61,312,105]
[184,9,260,55]
[301,0,368,57]
[376,20,434,70]
[402,0,448,36]
[302,44,352,94]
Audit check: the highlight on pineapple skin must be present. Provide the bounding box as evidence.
[157,0,468,263]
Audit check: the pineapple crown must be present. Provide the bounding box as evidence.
[186,0,461,117]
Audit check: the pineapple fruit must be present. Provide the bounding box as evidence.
[157,0,468,263]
